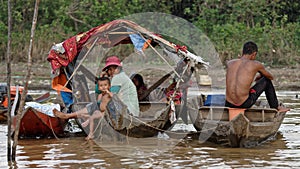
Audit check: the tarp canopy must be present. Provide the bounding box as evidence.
[46,18,211,107]
[47,19,209,74]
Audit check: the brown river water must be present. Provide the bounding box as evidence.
[0,91,299,168]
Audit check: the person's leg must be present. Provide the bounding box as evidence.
[53,107,88,119]
[81,119,90,127]
[85,116,94,140]
[85,110,104,140]
[237,77,278,108]
[250,77,278,108]
[250,77,289,112]
[53,102,98,119]
[91,110,104,119]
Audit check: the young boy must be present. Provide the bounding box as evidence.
[81,76,112,140]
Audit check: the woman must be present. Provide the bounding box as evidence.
[131,74,149,102]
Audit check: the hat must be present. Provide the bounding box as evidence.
[102,56,122,71]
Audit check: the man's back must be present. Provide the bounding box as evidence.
[226,58,261,105]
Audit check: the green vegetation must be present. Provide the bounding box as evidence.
[1,0,299,66]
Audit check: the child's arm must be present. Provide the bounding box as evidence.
[102,89,113,98]
[106,90,113,98]
[97,94,102,101]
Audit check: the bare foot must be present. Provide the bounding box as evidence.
[81,119,90,127]
[277,106,290,113]
[53,108,69,119]
[85,134,94,140]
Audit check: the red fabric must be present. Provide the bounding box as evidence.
[47,19,162,72]
[47,34,91,71]
[47,36,78,71]
[175,44,187,53]
[47,21,119,71]
[62,36,77,63]
[47,50,69,71]
[250,89,256,93]
[166,90,182,105]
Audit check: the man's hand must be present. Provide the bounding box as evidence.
[254,73,262,81]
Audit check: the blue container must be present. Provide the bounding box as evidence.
[204,94,225,106]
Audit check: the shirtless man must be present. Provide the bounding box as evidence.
[225,41,290,112]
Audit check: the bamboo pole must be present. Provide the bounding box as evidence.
[7,0,12,162]
[12,0,40,161]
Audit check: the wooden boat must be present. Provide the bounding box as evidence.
[73,99,181,138]
[105,98,179,138]
[188,106,286,147]
[46,19,209,139]
[0,84,24,123]
[0,108,7,123]
[13,107,67,138]
[0,84,49,123]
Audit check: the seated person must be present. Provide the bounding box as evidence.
[131,73,149,102]
[54,56,140,122]
[225,41,289,112]
[81,77,112,140]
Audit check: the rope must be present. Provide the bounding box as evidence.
[128,112,215,137]
[134,31,182,81]
[92,116,104,140]
[126,115,133,144]
[48,117,60,140]
[134,29,192,104]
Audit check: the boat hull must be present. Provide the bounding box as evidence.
[73,101,180,139]
[188,107,286,147]
[13,107,67,138]
[0,108,7,123]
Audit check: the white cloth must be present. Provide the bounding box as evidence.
[25,102,61,117]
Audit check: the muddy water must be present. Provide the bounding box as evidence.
[0,91,299,168]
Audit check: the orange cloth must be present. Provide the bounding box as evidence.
[51,73,72,93]
[142,39,152,51]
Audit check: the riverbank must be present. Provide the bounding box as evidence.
[0,63,299,91]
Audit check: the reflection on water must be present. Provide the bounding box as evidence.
[0,91,299,168]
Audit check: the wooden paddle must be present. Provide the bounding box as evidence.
[34,92,50,103]
[139,71,173,101]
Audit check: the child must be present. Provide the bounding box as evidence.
[81,76,112,140]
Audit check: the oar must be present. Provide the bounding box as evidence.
[34,92,50,103]
[139,71,173,101]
